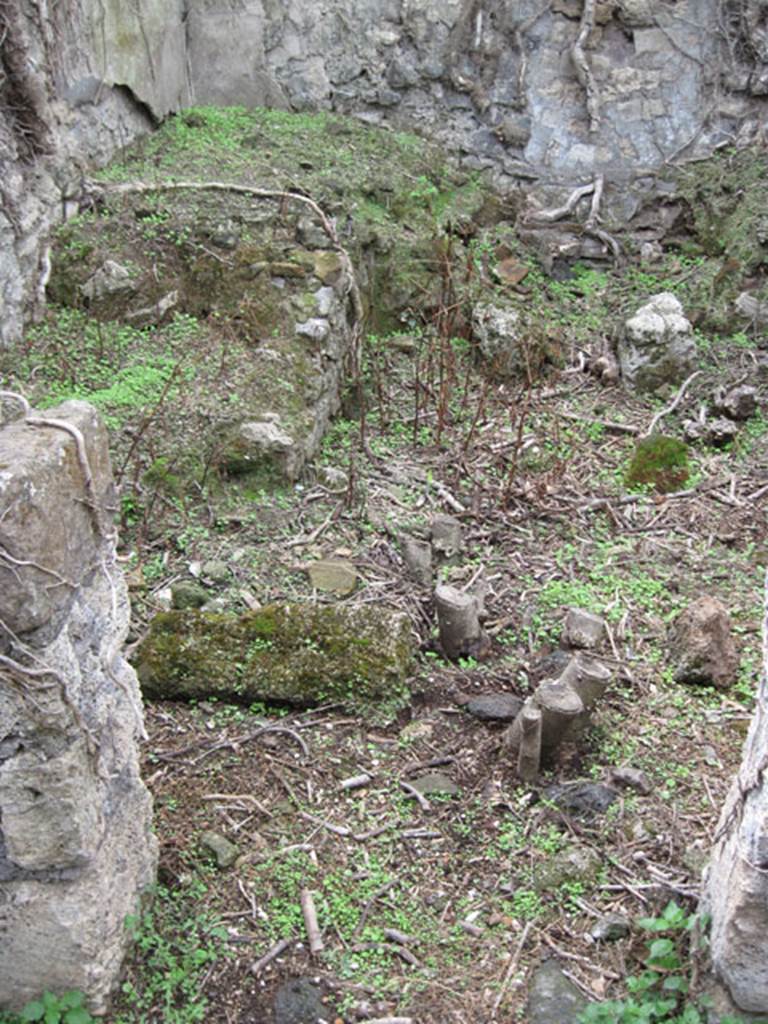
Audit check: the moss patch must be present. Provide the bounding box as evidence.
[135,603,414,721]
[625,434,689,494]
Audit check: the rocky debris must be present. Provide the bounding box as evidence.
[527,959,588,1024]
[684,415,740,447]
[409,772,460,797]
[714,384,759,421]
[273,977,332,1024]
[669,596,739,689]
[542,780,620,817]
[200,560,230,584]
[618,293,696,392]
[607,766,652,795]
[136,603,414,717]
[591,913,631,942]
[532,845,601,890]
[80,259,136,302]
[220,418,300,481]
[308,559,358,596]
[562,608,606,649]
[0,401,156,1013]
[200,831,239,869]
[171,581,208,610]
[471,303,522,377]
[464,693,524,722]
[735,291,768,325]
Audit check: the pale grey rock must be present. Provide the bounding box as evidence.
[221,419,300,480]
[296,318,330,342]
[200,560,230,584]
[735,291,768,325]
[0,403,156,1013]
[314,287,336,316]
[618,293,697,392]
[562,608,606,650]
[308,559,357,596]
[591,913,631,942]
[543,781,619,817]
[670,596,739,690]
[81,259,136,302]
[471,303,522,377]
[200,831,239,869]
[607,766,652,795]
[410,772,460,796]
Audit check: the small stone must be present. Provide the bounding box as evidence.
[308,559,357,595]
[171,581,208,610]
[543,781,619,817]
[591,913,631,942]
[201,560,230,584]
[313,251,344,285]
[494,257,530,287]
[210,221,239,249]
[465,693,524,722]
[714,384,758,421]
[607,766,652,794]
[562,608,606,649]
[706,416,740,447]
[735,290,768,325]
[527,959,588,1024]
[273,977,331,1024]
[200,831,239,869]
[270,261,307,278]
[81,259,136,302]
[295,317,329,342]
[409,772,460,796]
[314,286,335,316]
[670,595,739,689]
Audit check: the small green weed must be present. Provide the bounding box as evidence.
[0,991,94,1024]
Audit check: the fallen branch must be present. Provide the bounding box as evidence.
[300,888,324,954]
[250,937,294,975]
[642,370,702,437]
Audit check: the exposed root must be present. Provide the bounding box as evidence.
[571,0,600,133]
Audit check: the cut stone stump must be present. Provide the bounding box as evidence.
[517,699,543,781]
[430,515,463,562]
[0,401,157,1014]
[435,584,482,661]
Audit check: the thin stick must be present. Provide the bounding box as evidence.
[643,370,702,437]
[250,937,293,975]
[300,888,324,954]
[492,920,532,1015]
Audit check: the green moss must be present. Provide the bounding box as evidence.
[625,435,689,494]
[135,604,414,721]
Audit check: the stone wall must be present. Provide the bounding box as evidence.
[0,399,157,1013]
[707,568,768,1014]
[2,0,768,343]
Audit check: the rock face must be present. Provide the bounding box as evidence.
[707,571,768,1013]
[618,293,697,392]
[670,595,739,689]
[0,401,156,1013]
[3,0,768,343]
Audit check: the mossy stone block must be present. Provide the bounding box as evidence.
[135,603,414,719]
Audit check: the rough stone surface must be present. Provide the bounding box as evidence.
[618,293,697,392]
[273,977,332,1024]
[562,608,606,649]
[707,570,768,1013]
[714,384,759,421]
[527,959,588,1024]
[410,772,460,796]
[3,0,768,345]
[0,402,156,1013]
[591,913,631,942]
[308,559,358,596]
[465,693,524,722]
[471,303,523,377]
[670,596,739,689]
[200,831,239,869]
[543,781,620,817]
[136,603,414,716]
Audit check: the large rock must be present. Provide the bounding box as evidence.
[707,570,768,1012]
[669,596,739,689]
[0,402,156,1014]
[136,603,414,718]
[471,303,522,377]
[618,293,696,392]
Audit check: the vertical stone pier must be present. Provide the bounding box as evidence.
[0,400,157,1013]
[707,568,768,1015]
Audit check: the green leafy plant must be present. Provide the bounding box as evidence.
[578,902,758,1024]
[0,991,94,1024]
[625,435,689,495]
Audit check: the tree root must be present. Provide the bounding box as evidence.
[571,0,600,133]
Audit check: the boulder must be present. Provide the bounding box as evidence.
[220,418,300,481]
[135,603,414,719]
[527,959,588,1024]
[562,608,606,649]
[471,303,522,377]
[714,384,759,421]
[618,293,696,392]
[669,596,739,689]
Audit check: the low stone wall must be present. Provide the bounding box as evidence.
[707,568,768,1014]
[0,399,156,1013]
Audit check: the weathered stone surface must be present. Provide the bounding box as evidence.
[735,291,768,325]
[465,693,524,722]
[562,608,606,650]
[409,772,460,796]
[0,402,156,1013]
[618,293,697,392]
[527,959,588,1024]
[591,913,631,942]
[308,559,358,595]
[607,766,652,794]
[171,581,208,610]
[670,596,739,689]
[543,780,620,817]
[80,259,137,302]
[471,303,522,377]
[707,569,768,1012]
[714,384,759,421]
[200,831,239,869]
[273,977,332,1024]
[136,603,414,717]
[220,419,300,480]
[0,401,115,644]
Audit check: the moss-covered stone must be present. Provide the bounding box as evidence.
[135,603,414,720]
[625,434,689,494]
